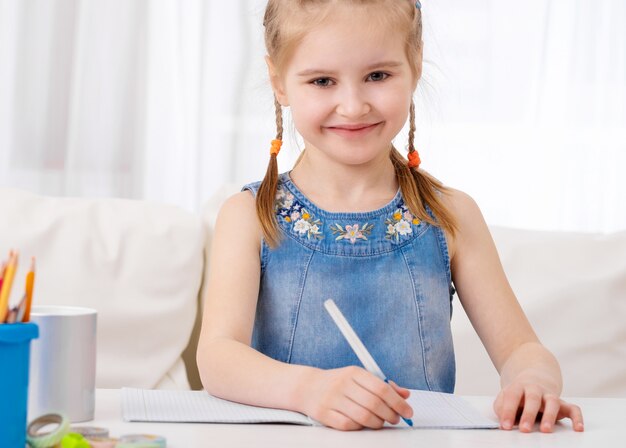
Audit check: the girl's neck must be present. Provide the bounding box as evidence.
[289,148,399,213]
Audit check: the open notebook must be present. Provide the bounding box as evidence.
[122,388,498,429]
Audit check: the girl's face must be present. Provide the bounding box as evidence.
[271,6,419,168]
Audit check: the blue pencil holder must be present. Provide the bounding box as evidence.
[0,323,39,448]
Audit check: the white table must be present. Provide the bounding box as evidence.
[86,390,623,447]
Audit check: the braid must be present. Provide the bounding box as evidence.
[256,96,284,247]
[408,100,416,153]
[274,96,283,140]
[407,100,421,169]
[390,99,458,237]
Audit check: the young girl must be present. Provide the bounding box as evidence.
[197,0,584,432]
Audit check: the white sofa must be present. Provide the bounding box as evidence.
[1,187,624,397]
[0,188,204,389]
[454,227,626,398]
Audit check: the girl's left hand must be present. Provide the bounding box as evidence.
[493,381,584,433]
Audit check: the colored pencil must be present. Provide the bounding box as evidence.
[0,261,6,299]
[15,293,27,323]
[23,258,35,322]
[0,251,18,323]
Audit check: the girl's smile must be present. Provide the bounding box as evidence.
[324,122,383,139]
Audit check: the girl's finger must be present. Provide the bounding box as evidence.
[539,395,561,433]
[518,388,543,432]
[327,409,363,431]
[497,386,524,430]
[557,402,585,432]
[353,373,413,420]
[493,391,504,415]
[338,395,386,429]
[388,380,411,399]
[345,382,400,425]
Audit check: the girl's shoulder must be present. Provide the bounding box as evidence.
[439,187,488,262]
[213,190,263,251]
[217,190,259,226]
[442,187,482,219]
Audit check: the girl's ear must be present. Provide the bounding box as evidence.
[266,56,289,106]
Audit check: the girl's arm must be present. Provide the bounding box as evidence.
[196,191,412,431]
[446,190,584,433]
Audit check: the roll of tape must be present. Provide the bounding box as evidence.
[86,437,119,448]
[61,432,90,448]
[116,434,167,448]
[69,426,110,439]
[26,413,70,448]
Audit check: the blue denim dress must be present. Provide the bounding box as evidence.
[243,172,456,392]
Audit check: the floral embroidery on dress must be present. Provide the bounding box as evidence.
[385,204,420,242]
[275,186,295,211]
[330,223,375,244]
[275,186,323,240]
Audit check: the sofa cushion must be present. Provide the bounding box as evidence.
[0,188,204,389]
[452,227,626,398]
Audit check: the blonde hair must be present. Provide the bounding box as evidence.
[257,0,457,247]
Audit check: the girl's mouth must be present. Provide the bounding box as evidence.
[326,122,381,138]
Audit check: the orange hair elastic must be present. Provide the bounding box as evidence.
[408,149,421,169]
[270,139,282,156]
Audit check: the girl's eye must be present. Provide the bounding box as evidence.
[311,78,334,88]
[367,71,389,82]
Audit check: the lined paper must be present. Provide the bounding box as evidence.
[404,390,498,429]
[122,388,498,429]
[122,388,313,425]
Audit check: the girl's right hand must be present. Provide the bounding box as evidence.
[300,366,414,430]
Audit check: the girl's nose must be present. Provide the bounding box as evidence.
[335,86,371,118]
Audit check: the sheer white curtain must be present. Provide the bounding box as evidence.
[0,0,624,232]
[0,0,271,211]
[419,0,626,232]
